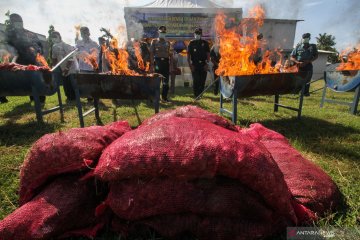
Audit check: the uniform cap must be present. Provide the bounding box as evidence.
[158,26,166,33]
[194,28,202,34]
[302,33,311,39]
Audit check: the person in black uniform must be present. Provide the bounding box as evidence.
[291,33,318,96]
[187,28,210,98]
[150,26,173,102]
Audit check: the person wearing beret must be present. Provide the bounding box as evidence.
[187,27,210,98]
[291,33,318,96]
[149,26,173,102]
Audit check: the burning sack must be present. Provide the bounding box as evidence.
[95,117,297,224]
[139,105,237,131]
[240,123,341,219]
[0,176,101,240]
[19,121,131,205]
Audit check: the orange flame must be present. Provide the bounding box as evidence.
[1,53,10,63]
[74,25,81,42]
[215,5,297,76]
[79,48,99,71]
[36,53,50,69]
[337,44,360,70]
[104,38,139,75]
[133,41,146,71]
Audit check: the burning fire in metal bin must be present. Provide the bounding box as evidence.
[103,38,139,76]
[78,38,149,76]
[215,5,298,76]
[337,44,360,71]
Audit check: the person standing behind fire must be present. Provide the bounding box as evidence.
[75,27,99,73]
[76,27,98,102]
[291,33,318,96]
[149,26,173,102]
[0,30,18,103]
[210,36,221,95]
[170,47,180,94]
[51,31,78,102]
[187,27,210,98]
[5,14,43,66]
[5,13,46,103]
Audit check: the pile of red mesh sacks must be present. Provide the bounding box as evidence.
[0,106,341,240]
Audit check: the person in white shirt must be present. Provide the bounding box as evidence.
[75,27,99,72]
[51,31,78,101]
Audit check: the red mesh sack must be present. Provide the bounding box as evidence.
[95,117,297,223]
[134,214,285,240]
[0,176,100,240]
[19,121,131,205]
[107,177,276,221]
[241,123,341,218]
[140,105,237,131]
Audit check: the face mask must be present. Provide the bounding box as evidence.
[194,34,201,40]
[159,32,166,39]
[302,38,310,44]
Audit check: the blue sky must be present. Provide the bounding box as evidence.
[0,0,359,50]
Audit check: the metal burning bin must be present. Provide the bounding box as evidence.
[70,73,162,127]
[220,71,309,123]
[0,70,63,123]
[320,64,360,115]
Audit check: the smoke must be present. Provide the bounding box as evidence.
[220,0,303,19]
[215,0,234,7]
[0,0,137,46]
[325,0,360,49]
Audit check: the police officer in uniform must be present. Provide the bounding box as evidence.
[291,33,318,96]
[187,28,210,98]
[150,26,173,102]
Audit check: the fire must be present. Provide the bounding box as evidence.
[74,25,81,42]
[78,48,99,71]
[0,53,10,63]
[133,41,146,71]
[337,44,360,71]
[103,38,138,75]
[36,53,50,69]
[215,5,297,76]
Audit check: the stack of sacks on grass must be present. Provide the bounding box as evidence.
[0,106,341,240]
[0,121,132,240]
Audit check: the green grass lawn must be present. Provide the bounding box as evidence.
[0,80,359,239]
